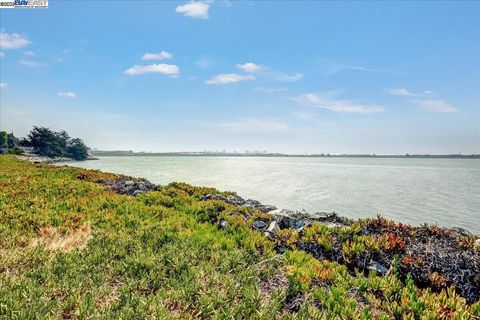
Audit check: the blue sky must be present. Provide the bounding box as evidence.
[1,1,479,154]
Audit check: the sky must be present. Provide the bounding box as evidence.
[0,1,479,154]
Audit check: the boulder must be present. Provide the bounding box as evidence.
[367,260,388,275]
[252,220,268,231]
[202,193,276,213]
[219,220,228,230]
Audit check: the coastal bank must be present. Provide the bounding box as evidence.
[1,155,479,319]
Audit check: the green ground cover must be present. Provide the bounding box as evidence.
[0,156,478,319]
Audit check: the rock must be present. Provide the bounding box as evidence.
[264,221,279,238]
[219,220,228,230]
[97,176,160,196]
[252,220,268,231]
[367,260,388,275]
[266,221,279,233]
[269,209,309,230]
[202,193,276,213]
[132,190,145,196]
[451,227,472,237]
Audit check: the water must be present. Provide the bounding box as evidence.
[62,156,480,234]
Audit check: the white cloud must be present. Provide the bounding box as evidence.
[124,63,180,76]
[388,88,421,97]
[0,82,6,89]
[19,60,47,67]
[0,51,5,58]
[57,91,77,98]
[293,110,312,120]
[24,50,35,56]
[414,100,458,113]
[0,31,30,50]
[296,92,384,114]
[236,62,264,73]
[254,87,288,93]
[142,51,172,60]
[176,1,211,19]
[273,72,303,82]
[205,73,255,85]
[326,64,376,76]
[220,117,288,132]
[388,88,434,97]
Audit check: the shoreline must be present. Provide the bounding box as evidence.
[16,154,98,164]
[2,155,480,316]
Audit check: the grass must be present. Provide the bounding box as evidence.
[0,155,479,319]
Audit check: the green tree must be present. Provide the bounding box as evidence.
[28,127,69,158]
[66,138,89,160]
[0,131,7,149]
[7,133,18,148]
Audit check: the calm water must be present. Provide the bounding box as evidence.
[62,156,480,234]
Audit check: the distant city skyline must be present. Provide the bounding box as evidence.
[1,1,479,154]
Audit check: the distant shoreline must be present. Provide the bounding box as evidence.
[91,151,480,159]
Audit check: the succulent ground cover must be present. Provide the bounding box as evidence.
[0,155,479,319]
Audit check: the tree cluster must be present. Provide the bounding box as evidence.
[1,127,90,160]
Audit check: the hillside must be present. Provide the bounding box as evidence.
[0,156,479,319]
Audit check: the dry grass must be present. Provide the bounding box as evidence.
[30,221,92,252]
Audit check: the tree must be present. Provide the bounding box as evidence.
[0,131,7,149]
[66,138,89,160]
[27,126,70,158]
[7,133,18,148]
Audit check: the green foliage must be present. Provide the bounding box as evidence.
[0,156,478,319]
[0,131,7,149]
[6,147,23,155]
[66,138,89,160]
[24,126,89,160]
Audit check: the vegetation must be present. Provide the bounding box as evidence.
[0,156,479,319]
[25,126,89,160]
[2,127,89,160]
[0,131,21,155]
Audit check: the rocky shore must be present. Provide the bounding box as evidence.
[90,172,480,304]
[16,154,98,164]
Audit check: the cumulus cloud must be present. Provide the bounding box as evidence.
[142,51,172,60]
[0,31,30,50]
[254,87,288,93]
[57,91,77,98]
[220,117,288,132]
[236,62,264,73]
[124,64,180,76]
[0,82,6,89]
[414,100,458,113]
[296,92,384,114]
[205,73,255,85]
[0,51,4,58]
[19,60,47,67]
[176,1,211,19]
[24,50,35,56]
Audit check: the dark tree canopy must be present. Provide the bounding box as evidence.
[25,126,89,160]
[66,138,89,160]
[0,131,7,149]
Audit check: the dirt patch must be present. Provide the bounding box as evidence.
[30,221,92,252]
[260,270,290,301]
